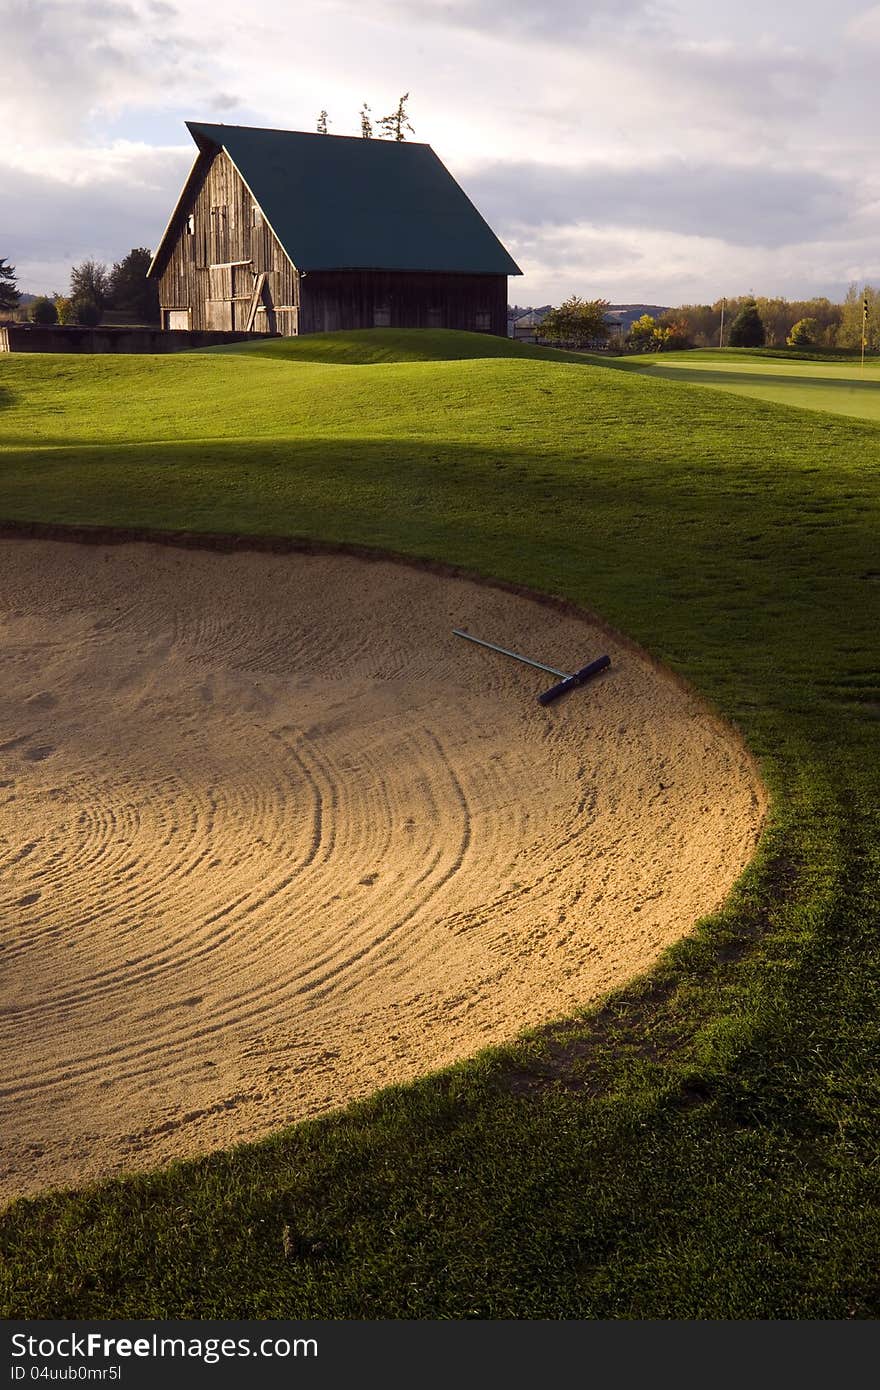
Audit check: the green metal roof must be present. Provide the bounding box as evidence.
[185,121,521,276]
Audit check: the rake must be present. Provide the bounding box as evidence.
[453,629,610,705]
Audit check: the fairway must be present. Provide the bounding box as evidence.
[1,330,879,1319]
[616,347,880,423]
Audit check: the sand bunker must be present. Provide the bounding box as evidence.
[0,540,765,1201]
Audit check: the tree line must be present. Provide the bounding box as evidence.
[637,288,879,351]
[0,250,159,327]
[529,287,879,353]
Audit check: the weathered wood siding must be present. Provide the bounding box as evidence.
[154,149,299,334]
[299,271,507,337]
[154,150,510,338]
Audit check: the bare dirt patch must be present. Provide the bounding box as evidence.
[0,540,766,1200]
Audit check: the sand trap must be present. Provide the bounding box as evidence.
[0,540,765,1201]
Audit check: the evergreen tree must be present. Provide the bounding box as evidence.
[728,300,766,348]
[378,93,414,141]
[316,110,330,134]
[360,103,372,138]
[0,257,20,314]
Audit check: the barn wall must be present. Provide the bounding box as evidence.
[154,150,299,333]
[299,271,508,337]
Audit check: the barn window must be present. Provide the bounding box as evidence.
[252,204,262,227]
[373,301,391,328]
[475,311,491,332]
[185,214,195,235]
[427,307,442,328]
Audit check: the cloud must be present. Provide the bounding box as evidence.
[206,92,243,112]
[0,145,191,292]
[375,0,662,42]
[845,4,880,42]
[503,220,880,306]
[468,158,853,249]
[0,0,196,144]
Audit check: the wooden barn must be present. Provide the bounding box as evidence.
[147,122,521,337]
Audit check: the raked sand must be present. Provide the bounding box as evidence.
[0,540,766,1202]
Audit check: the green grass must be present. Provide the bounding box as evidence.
[615,346,880,423]
[1,330,879,1318]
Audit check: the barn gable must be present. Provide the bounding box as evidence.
[149,145,299,334]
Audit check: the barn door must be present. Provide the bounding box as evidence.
[207,265,233,331]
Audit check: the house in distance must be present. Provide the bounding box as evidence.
[147,121,521,337]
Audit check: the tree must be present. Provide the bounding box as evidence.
[378,92,414,141]
[787,317,819,347]
[659,315,693,350]
[54,296,74,324]
[626,313,658,351]
[30,296,58,325]
[838,283,879,351]
[538,296,611,350]
[107,247,159,323]
[70,259,110,312]
[70,294,101,326]
[0,257,20,315]
[360,103,372,138]
[316,110,330,135]
[728,299,765,348]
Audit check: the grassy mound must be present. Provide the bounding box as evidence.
[1,331,879,1318]
[204,326,596,365]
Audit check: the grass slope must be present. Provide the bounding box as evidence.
[204,326,599,365]
[1,331,879,1318]
[615,346,880,423]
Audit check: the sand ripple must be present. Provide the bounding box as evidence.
[0,541,765,1200]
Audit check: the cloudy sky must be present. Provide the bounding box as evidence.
[3,0,879,305]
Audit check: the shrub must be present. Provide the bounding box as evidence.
[787,318,819,346]
[70,294,101,326]
[660,316,694,350]
[30,296,58,325]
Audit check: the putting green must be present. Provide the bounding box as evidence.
[617,350,880,423]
